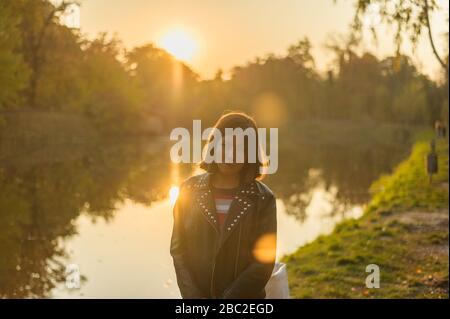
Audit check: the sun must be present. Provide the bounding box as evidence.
[158,28,198,62]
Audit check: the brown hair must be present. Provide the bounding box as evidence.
[199,111,265,183]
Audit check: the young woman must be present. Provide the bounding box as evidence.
[170,112,277,299]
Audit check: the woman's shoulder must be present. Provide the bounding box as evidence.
[254,179,275,200]
[179,173,208,190]
[254,180,276,216]
[176,174,207,204]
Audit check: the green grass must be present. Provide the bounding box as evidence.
[283,132,449,298]
[367,131,448,213]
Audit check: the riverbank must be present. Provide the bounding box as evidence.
[283,132,449,298]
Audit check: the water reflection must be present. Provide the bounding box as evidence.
[0,133,412,298]
[52,199,181,298]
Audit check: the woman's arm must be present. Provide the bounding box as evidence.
[170,186,206,298]
[221,195,277,299]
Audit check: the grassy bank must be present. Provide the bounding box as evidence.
[283,132,449,298]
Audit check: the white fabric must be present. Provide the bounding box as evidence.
[265,262,290,299]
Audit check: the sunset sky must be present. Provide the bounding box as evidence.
[78,0,449,80]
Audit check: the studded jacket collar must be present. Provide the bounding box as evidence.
[188,173,262,246]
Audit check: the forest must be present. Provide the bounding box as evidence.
[1,0,448,137]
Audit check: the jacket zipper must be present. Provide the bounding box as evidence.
[209,185,247,297]
[234,223,242,279]
[210,231,220,298]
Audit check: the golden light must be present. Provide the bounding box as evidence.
[252,233,277,263]
[169,185,180,205]
[158,28,198,62]
[251,92,287,127]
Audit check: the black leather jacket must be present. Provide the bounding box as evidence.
[170,173,277,299]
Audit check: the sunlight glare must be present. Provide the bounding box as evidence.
[169,185,180,205]
[159,28,198,62]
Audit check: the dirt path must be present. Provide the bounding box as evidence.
[384,209,449,296]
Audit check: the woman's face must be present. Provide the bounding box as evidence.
[216,137,245,176]
[217,162,244,176]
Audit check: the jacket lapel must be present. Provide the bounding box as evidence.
[218,180,259,247]
[192,173,260,247]
[193,174,220,234]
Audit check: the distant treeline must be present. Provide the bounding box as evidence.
[0,0,448,135]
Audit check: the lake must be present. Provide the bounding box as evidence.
[0,122,416,298]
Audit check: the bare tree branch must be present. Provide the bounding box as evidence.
[424,0,447,70]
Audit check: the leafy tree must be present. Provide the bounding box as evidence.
[81,34,144,133]
[16,0,79,108]
[0,0,29,108]
[352,0,448,78]
[126,44,199,129]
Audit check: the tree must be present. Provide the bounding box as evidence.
[17,0,78,108]
[352,0,448,77]
[81,34,144,133]
[0,0,29,108]
[287,37,316,71]
[126,44,199,129]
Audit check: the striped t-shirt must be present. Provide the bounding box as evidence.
[212,187,238,227]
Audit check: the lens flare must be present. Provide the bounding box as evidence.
[252,233,277,263]
[169,185,180,205]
